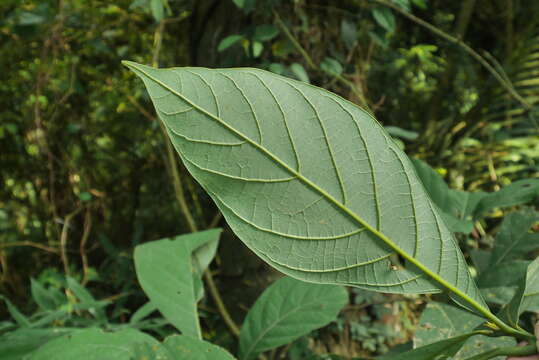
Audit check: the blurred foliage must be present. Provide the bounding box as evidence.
[1,0,539,358]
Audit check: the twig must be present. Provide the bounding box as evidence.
[209,211,222,229]
[80,208,92,286]
[59,208,82,276]
[0,241,60,254]
[371,0,532,111]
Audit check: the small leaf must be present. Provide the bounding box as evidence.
[161,335,236,360]
[384,126,418,141]
[0,295,30,327]
[391,0,411,11]
[414,302,515,359]
[134,229,221,338]
[340,19,357,50]
[239,277,347,360]
[218,35,243,52]
[268,63,285,75]
[320,57,343,76]
[289,63,310,83]
[252,41,263,58]
[150,0,164,22]
[411,0,428,9]
[371,7,396,33]
[232,0,257,13]
[78,191,92,202]
[30,278,62,311]
[254,25,279,42]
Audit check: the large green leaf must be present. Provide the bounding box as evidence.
[239,276,347,360]
[27,328,160,360]
[134,229,221,338]
[123,62,507,331]
[414,302,514,359]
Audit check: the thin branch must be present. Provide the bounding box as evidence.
[371,0,532,111]
[80,208,92,286]
[59,208,82,276]
[0,241,60,254]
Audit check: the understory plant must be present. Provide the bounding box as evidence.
[2,62,539,360]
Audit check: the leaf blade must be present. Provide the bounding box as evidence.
[123,61,505,330]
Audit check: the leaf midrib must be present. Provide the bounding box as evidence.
[124,61,519,336]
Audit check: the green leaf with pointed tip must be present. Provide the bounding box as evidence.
[122,61,495,326]
[414,302,515,359]
[239,276,347,360]
[27,328,161,360]
[134,229,221,338]
[289,63,310,83]
[30,278,63,311]
[371,7,396,33]
[501,257,539,327]
[0,295,30,327]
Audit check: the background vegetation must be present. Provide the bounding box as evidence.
[1,0,539,358]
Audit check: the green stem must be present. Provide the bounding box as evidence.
[464,343,537,360]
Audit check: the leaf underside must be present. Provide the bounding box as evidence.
[124,61,486,312]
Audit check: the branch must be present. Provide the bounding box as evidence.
[0,241,59,254]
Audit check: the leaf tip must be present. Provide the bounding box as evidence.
[121,60,138,71]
